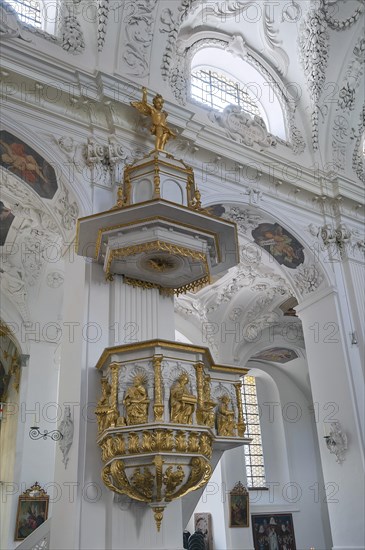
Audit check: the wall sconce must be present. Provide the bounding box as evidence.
[323,421,347,464]
[29,426,63,441]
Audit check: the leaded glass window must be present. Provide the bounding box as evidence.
[191,69,261,116]
[241,375,266,488]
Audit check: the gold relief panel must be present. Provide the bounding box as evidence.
[98,428,213,460]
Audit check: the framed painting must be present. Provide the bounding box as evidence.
[251,513,296,550]
[229,481,249,528]
[15,482,49,540]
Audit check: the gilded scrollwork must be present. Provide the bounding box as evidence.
[163,465,185,496]
[97,342,247,531]
[128,432,140,454]
[175,431,188,452]
[188,432,200,453]
[166,457,212,502]
[199,433,213,459]
[131,467,155,499]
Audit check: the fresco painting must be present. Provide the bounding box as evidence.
[0,130,58,199]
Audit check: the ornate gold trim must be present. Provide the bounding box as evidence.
[165,457,212,502]
[234,381,246,437]
[153,355,164,422]
[105,240,211,295]
[98,428,214,461]
[123,273,210,297]
[75,198,238,253]
[95,338,248,375]
[93,216,221,261]
[152,506,165,532]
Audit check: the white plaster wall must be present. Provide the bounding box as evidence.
[298,288,365,550]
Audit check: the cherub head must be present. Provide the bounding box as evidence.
[152,94,164,110]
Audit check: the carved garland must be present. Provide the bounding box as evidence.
[333,37,365,171]
[352,105,365,183]
[299,0,364,151]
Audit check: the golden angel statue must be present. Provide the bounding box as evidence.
[131,87,176,151]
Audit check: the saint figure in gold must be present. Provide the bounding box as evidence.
[170,373,197,424]
[131,87,176,151]
[217,394,236,436]
[197,375,216,427]
[124,374,149,425]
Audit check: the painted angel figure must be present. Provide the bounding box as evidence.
[131,87,176,150]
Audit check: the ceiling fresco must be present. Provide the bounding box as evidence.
[0,130,58,200]
[252,348,298,364]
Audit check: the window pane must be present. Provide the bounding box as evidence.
[241,375,266,488]
[6,0,42,27]
[191,70,261,116]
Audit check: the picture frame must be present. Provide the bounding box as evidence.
[15,482,49,541]
[194,512,213,550]
[229,481,249,528]
[251,513,297,550]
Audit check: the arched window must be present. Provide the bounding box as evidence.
[4,0,59,33]
[241,375,266,488]
[190,45,287,140]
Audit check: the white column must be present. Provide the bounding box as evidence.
[50,253,87,550]
[110,278,175,343]
[76,266,182,549]
[296,287,365,550]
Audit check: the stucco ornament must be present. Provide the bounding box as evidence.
[299,0,364,151]
[333,37,365,171]
[209,106,277,149]
[352,105,365,184]
[223,206,262,235]
[293,264,324,296]
[97,0,110,52]
[0,258,30,321]
[58,405,74,469]
[299,2,329,150]
[61,1,85,54]
[55,184,79,230]
[324,421,347,464]
[122,0,158,77]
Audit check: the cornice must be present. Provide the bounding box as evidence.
[1,62,364,213]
